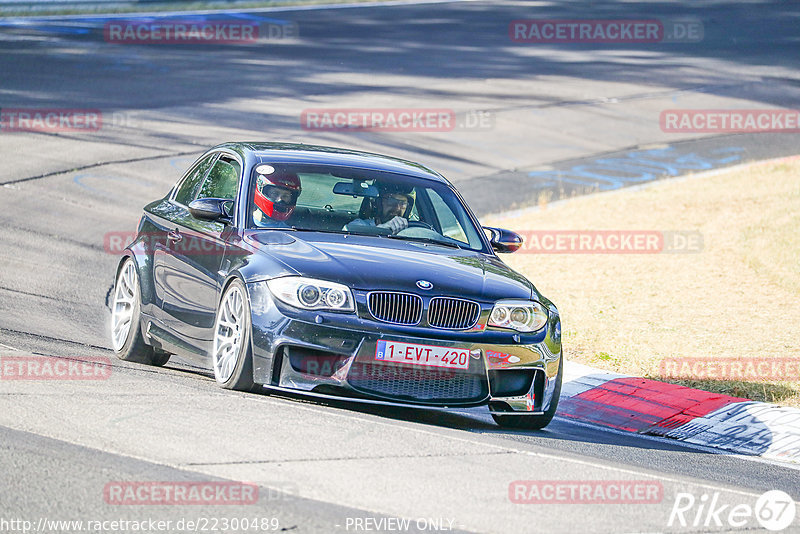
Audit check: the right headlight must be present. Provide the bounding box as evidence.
[266,276,355,312]
[488,300,548,332]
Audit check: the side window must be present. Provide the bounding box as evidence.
[197,156,241,201]
[174,154,217,205]
[428,189,468,243]
[407,187,420,221]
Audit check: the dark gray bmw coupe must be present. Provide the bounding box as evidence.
[109,142,562,429]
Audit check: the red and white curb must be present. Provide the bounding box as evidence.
[560,361,800,464]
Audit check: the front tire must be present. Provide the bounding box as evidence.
[492,357,563,430]
[212,279,255,391]
[110,258,170,366]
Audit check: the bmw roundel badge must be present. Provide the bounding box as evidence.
[416,280,433,290]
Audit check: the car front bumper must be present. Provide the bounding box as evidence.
[246,282,562,414]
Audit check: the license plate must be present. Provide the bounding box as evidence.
[374,340,469,370]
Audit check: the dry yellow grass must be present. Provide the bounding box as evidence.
[486,157,800,406]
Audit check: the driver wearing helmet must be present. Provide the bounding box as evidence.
[344,182,415,234]
[253,167,301,228]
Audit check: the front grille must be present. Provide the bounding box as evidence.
[347,363,488,403]
[367,292,423,325]
[427,297,480,329]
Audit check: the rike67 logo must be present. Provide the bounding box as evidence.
[669,490,796,531]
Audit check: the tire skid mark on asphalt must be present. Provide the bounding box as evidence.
[0,350,114,371]
[0,149,201,186]
[185,450,515,466]
[0,341,235,388]
[0,352,226,398]
[0,326,110,352]
[0,222,104,253]
[72,172,163,197]
[0,255,103,278]
[0,284,96,306]
[0,127,193,154]
[483,81,761,116]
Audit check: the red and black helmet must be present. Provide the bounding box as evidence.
[253,166,301,222]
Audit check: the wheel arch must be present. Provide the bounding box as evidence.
[219,271,249,302]
[114,240,160,311]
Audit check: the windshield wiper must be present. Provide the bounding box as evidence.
[283,227,463,248]
[289,227,388,237]
[289,227,339,234]
[386,234,463,249]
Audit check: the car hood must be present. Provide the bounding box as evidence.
[244,231,535,302]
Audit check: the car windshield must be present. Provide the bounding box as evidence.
[247,163,487,252]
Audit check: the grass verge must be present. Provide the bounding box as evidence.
[486,157,800,407]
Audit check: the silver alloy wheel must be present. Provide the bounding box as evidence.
[111,260,137,351]
[212,285,245,383]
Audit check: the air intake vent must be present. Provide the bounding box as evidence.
[367,292,423,325]
[348,364,488,403]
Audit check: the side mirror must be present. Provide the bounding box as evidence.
[483,226,523,253]
[189,198,234,223]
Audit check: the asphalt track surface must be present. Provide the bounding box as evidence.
[1,1,799,533]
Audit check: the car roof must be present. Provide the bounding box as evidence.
[213,142,449,183]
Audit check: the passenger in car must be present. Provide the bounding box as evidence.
[253,170,301,228]
[344,183,415,234]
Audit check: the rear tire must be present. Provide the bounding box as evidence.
[212,279,255,391]
[110,258,168,366]
[492,357,563,430]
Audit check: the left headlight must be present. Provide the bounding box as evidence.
[488,300,548,332]
[266,276,355,312]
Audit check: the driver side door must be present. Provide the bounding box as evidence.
[157,153,243,347]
